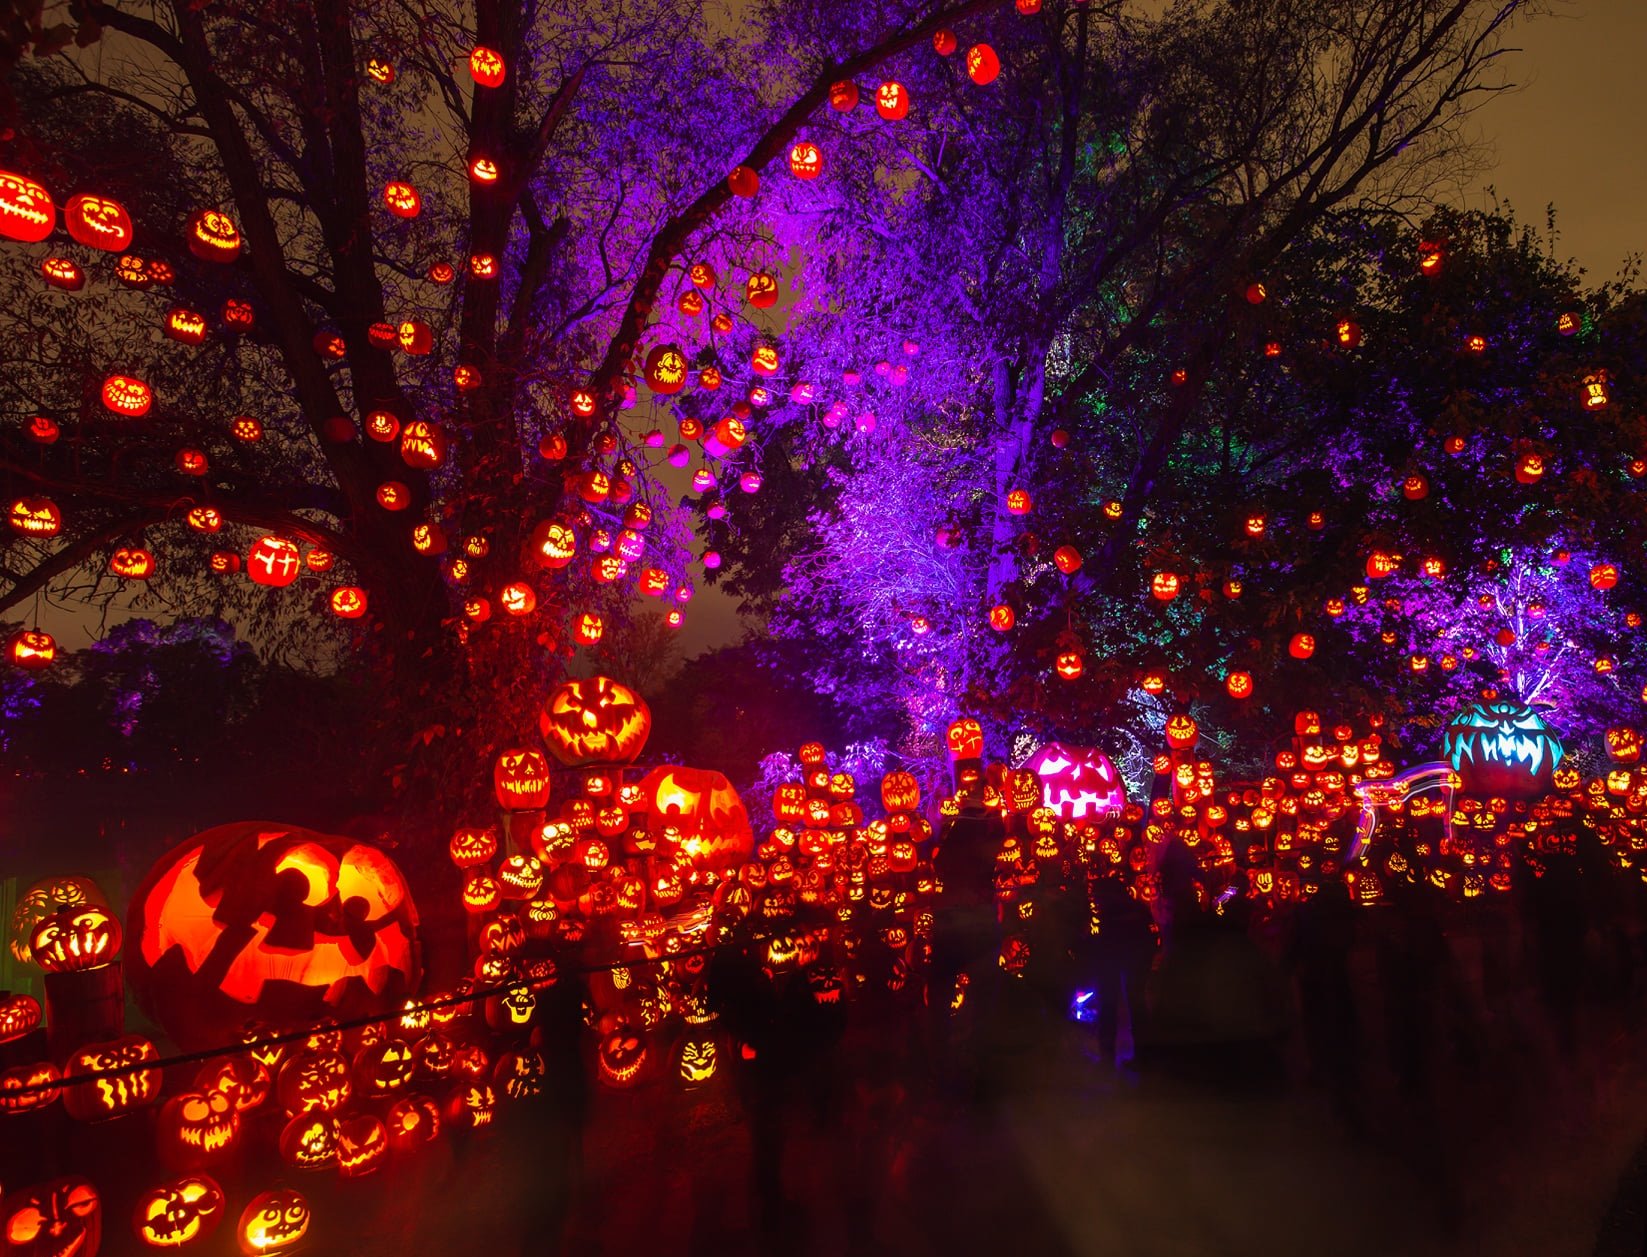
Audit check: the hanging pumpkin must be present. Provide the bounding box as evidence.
[8,628,56,669]
[875,81,909,120]
[102,374,153,416]
[186,209,242,262]
[468,45,506,87]
[9,496,62,536]
[125,822,421,1050]
[247,536,302,587]
[64,192,133,250]
[643,344,689,395]
[0,170,56,242]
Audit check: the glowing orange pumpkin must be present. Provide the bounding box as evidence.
[540,676,652,765]
[125,822,421,1050]
[64,192,132,250]
[0,170,55,242]
[636,765,754,869]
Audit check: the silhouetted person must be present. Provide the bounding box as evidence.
[1088,874,1156,1067]
[929,790,1005,1092]
[1288,880,1361,1128]
[1524,851,1587,1057]
[1375,880,1448,1098]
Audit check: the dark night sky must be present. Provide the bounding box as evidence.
[31,1,1645,660]
[1465,0,1647,281]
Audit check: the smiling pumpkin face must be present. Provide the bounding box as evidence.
[0,170,56,242]
[1023,743,1126,820]
[64,193,132,251]
[6,1177,100,1257]
[237,1190,308,1256]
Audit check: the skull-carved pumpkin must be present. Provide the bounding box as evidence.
[125,822,421,1050]
[158,1090,241,1170]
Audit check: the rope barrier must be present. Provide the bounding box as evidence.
[1,913,911,1100]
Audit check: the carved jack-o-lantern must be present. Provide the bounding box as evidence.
[469,45,506,88]
[109,547,156,580]
[493,747,551,810]
[541,676,652,765]
[644,344,689,395]
[637,765,754,869]
[594,1014,647,1088]
[789,142,823,179]
[1165,714,1199,750]
[1606,725,1643,764]
[102,373,153,416]
[0,169,56,242]
[399,419,448,469]
[5,1178,100,1257]
[383,180,421,217]
[337,1113,388,1177]
[187,209,242,262]
[237,1189,309,1256]
[0,1060,61,1113]
[126,822,421,1050]
[64,1034,161,1120]
[947,718,984,760]
[1443,700,1563,798]
[158,1090,241,1170]
[0,990,43,1042]
[9,628,56,670]
[64,192,133,250]
[132,1174,224,1250]
[40,256,85,290]
[30,904,120,972]
[247,536,302,587]
[1022,743,1125,820]
[875,80,909,120]
[9,496,62,536]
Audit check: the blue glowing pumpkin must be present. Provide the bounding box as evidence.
[1442,700,1563,798]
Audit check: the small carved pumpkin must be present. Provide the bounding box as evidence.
[132,1174,224,1250]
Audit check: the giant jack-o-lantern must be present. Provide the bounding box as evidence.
[125,822,421,1050]
[540,676,651,765]
[636,766,753,869]
[1022,743,1126,820]
[5,1178,100,1257]
[1442,700,1563,799]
